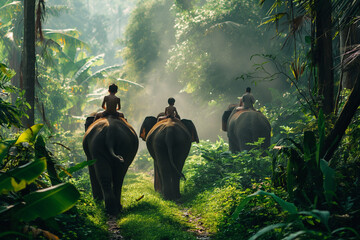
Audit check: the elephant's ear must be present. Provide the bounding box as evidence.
[156,112,166,119]
[139,116,157,141]
[181,119,199,143]
[85,116,95,132]
[222,110,232,131]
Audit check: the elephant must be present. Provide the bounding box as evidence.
[83,116,138,215]
[139,116,199,200]
[222,104,271,152]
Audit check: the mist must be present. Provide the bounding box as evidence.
[43,0,287,146]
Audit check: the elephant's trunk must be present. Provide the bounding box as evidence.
[165,128,186,180]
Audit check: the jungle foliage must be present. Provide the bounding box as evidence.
[0,0,360,239]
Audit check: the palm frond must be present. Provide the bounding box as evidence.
[43,29,90,60]
[205,21,244,35]
[79,65,124,85]
[260,13,287,27]
[73,54,105,83]
[333,0,360,29]
[0,1,21,17]
[0,99,22,128]
[116,78,144,88]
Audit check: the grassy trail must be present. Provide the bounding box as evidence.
[114,170,211,240]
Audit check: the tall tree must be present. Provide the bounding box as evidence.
[315,0,334,115]
[259,0,360,160]
[23,0,36,127]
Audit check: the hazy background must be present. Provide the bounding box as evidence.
[43,0,289,149]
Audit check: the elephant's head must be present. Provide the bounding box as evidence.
[139,116,157,141]
[222,104,238,131]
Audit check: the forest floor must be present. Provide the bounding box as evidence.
[107,171,213,240]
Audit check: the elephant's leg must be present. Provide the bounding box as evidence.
[88,164,103,201]
[93,157,119,215]
[229,137,240,152]
[111,160,127,212]
[172,176,181,199]
[154,163,161,192]
[156,152,174,200]
[172,149,188,199]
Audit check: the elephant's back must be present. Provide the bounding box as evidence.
[229,111,271,138]
[147,119,191,145]
[84,118,139,155]
[107,118,139,150]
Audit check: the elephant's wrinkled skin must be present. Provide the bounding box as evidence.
[140,117,199,200]
[83,116,138,215]
[222,105,271,152]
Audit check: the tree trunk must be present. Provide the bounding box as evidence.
[324,74,360,161]
[23,0,36,128]
[315,0,334,115]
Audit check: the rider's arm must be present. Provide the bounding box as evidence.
[101,96,107,110]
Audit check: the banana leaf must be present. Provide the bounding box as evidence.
[320,159,336,205]
[0,140,15,163]
[13,182,80,222]
[0,158,47,194]
[73,54,104,84]
[80,65,124,85]
[15,124,44,145]
[249,223,287,240]
[232,190,298,220]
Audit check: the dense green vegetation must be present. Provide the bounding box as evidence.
[1,0,360,239]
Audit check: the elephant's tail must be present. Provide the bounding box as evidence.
[166,129,186,180]
[107,135,124,163]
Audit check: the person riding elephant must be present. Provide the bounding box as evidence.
[83,115,138,215]
[222,104,271,152]
[139,116,199,200]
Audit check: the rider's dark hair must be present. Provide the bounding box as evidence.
[246,87,251,93]
[168,97,175,105]
[109,84,118,93]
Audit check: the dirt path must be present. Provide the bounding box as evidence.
[107,216,123,240]
[181,208,212,240]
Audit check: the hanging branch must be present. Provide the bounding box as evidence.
[35,0,46,41]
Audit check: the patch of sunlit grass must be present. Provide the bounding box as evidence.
[182,184,244,233]
[119,172,197,240]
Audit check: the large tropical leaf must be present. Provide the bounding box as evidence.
[320,159,336,205]
[0,158,47,194]
[80,65,124,85]
[0,140,16,163]
[12,182,80,222]
[249,223,287,240]
[73,54,105,83]
[298,209,330,231]
[15,124,44,145]
[205,21,244,35]
[0,1,22,20]
[43,29,90,61]
[232,190,298,219]
[0,99,22,128]
[116,78,144,88]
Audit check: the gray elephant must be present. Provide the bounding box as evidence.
[83,116,138,215]
[222,104,271,152]
[139,116,199,200]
